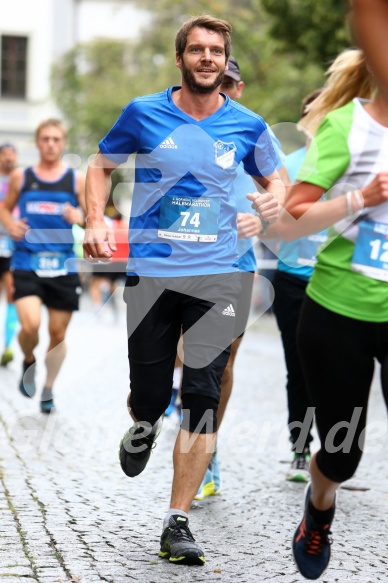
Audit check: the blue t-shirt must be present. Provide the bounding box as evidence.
[99,87,279,277]
[285,147,306,183]
[277,147,328,280]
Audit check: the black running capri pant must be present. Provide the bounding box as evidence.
[123,273,241,430]
[297,295,388,483]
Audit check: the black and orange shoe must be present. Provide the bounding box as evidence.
[292,484,334,580]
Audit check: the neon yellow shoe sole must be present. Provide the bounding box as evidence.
[1,348,13,366]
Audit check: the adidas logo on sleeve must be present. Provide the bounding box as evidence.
[160,137,178,149]
[222,304,235,317]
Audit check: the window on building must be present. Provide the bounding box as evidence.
[1,35,28,99]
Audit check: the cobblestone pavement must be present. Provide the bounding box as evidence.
[0,287,388,582]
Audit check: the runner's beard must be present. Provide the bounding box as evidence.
[181,61,225,94]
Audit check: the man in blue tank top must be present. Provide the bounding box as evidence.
[0,119,86,413]
[83,15,284,565]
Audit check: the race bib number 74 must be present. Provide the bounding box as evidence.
[158,195,220,242]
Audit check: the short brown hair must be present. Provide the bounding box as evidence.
[175,15,232,60]
[35,118,67,141]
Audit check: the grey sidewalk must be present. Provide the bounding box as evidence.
[0,288,387,583]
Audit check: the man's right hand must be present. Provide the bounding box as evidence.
[9,218,29,241]
[83,218,117,262]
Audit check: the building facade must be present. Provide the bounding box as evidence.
[0,0,149,163]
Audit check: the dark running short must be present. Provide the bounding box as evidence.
[0,257,11,277]
[12,270,82,312]
[124,273,242,410]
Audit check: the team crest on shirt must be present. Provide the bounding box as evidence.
[213,140,236,169]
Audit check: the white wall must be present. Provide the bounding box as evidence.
[0,0,150,164]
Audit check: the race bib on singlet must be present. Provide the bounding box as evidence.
[158,195,220,242]
[297,233,328,267]
[351,220,388,281]
[0,235,13,258]
[30,251,68,277]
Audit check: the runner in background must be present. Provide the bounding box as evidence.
[0,143,19,366]
[271,48,387,580]
[254,49,375,488]
[272,89,324,483]
[0,119,86,413]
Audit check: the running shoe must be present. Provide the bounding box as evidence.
[19,359,36,398]
[40,398,55,414]
[193,451,221,500]
[0,347,14,366]
[286,449,311,482]
[292,484,334,580]
[119,418,162,477]
[164,388,179,417]
[194,467,214,501]
[159,514,205,566]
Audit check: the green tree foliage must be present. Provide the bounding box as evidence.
[52,39,145,200]
[261,0,351,65]
[52,39,141,156]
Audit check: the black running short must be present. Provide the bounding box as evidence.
[0,257,11,277]
[123,273,241,424]
[13,270,82,311]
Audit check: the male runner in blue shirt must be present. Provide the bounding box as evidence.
[84,15,284,565]
[0,120,85,413]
